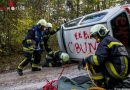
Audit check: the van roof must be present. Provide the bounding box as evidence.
[63,4,130,29]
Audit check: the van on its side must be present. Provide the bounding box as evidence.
[57,4,130,61]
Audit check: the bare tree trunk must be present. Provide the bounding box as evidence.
[76,0,79,17]
[57,0,60,24]
[103,0,106,9]
[96,1,100,11]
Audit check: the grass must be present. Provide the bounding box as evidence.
[0,53,24,73]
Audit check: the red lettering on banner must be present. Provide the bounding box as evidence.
[83,31,90,39]
[68,30,97,54]
[88,42,97,53]
[74,31,90,40]
[74,32,82,40]
[75,43,81,53]
[79,32,82,38]
[68,41,97,54]
[74,32,78,40]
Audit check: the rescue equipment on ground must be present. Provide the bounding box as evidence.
[42,68,64,90]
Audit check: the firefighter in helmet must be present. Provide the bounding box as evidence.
[81,24,129,88]
[17,19,47,76]
[42,50,70,67]
[43,22,60,53]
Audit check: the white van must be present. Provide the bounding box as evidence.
[57,4,130,61]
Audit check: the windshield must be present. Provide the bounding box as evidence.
[64,17,82,28]
[80,12,107,25]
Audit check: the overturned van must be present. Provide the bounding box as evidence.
[57,4,130,61]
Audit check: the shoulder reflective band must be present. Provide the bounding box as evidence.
[107,42,123,48]
[105,56,128,79]
[93,55,100,66]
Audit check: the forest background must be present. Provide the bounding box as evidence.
[0,0,129,73]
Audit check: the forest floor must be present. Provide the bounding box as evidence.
[0,64,87,90]
[0,53,88,90]
[0,53,24,73]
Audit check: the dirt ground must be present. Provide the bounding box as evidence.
[0,64,87,90]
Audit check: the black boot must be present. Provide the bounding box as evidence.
[17,68,23,76]
[32,67,41,71]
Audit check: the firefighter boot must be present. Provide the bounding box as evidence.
[32,67,41,71]
[17,68,23,76]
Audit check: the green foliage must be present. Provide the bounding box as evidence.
[0,0,8,7]
[12,18,33,44]
[0,0,127,73]
[0,0,126,55]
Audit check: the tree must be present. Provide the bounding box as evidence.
[0,0,126,56]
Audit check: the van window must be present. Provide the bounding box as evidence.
[80,12,107,25]
[111,12,130,48]
[64,17,82,27]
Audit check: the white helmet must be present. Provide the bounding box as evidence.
[37,19,47,27]
[90,24,109,37]
[60,53,69,62]
[46,23,52,28]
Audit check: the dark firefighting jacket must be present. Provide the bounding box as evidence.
[45,51,63,67]
[47,51,62,61]
[43,28,59,53]
[22,25,44,55]
[87,35,129,79]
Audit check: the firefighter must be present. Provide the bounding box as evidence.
[43,22,60,53]
[42,51,70,67]
[81,24,129,88]
[17,19,47,76]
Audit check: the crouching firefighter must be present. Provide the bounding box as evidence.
[42,51,70,67]
[80,24,129,89]
[17,19,47,76]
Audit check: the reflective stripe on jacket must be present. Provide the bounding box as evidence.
[88,35,129,79]
[22,26,44,52]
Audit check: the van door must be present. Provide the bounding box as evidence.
[111,12,130,54]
